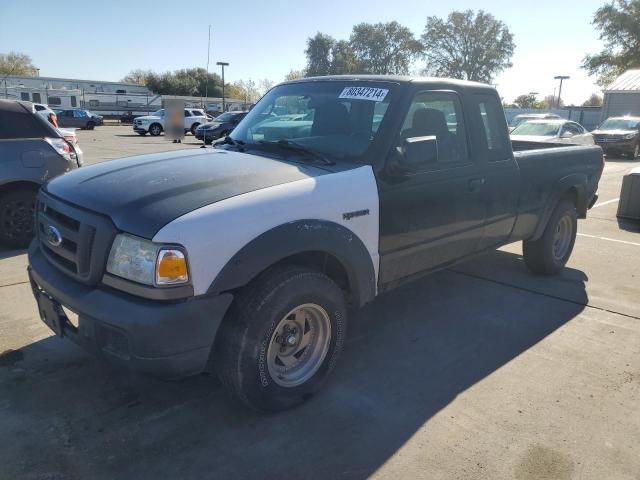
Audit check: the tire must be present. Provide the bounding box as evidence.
[523,199,577,275]
[149,123,163,136]
[214,265,347,412]
[190,123,200,135]
[86,121,95,130]
[0,188,37,249]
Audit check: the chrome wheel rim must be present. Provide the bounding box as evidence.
[266,303,331,387]
[552,215,573,261]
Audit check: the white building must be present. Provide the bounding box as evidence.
[602,70,640,120]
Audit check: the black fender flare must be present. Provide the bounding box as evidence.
[531,173,587,240]
[207,220,376,306]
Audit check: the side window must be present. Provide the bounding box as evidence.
[48,97,61,106]
[474,94,509,161]
[89,99,99,108]
[184,109,192,117]
[21,92,30,101]
[0,111,49,139]
[32,92,41,103]
[70,96,77,107]
[399,91,468,164]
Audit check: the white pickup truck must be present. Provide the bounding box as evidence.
[133,108,209,136]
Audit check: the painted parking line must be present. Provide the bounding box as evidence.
[591,198,619,208]
[577,233,640,247]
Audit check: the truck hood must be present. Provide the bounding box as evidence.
[44,148,330,238]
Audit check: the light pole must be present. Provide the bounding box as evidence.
[204,25,211,109]
[217,61,229,112]
[554,76,570,108]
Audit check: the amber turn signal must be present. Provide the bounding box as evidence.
[156,249,189,285]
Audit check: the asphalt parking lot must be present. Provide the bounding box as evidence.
[1,126,640,479]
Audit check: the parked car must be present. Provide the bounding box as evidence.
[0,100,82,248]
[133,108,208,136]
[194,111,248,143]
[510,119,595,145]
[55,109,102,130]
[509,113,562,132]
[27,76,603,411]
[591,116,640,159]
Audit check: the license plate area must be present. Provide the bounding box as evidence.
[30,280,77,337]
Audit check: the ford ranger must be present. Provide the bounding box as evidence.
[27,76,604,411]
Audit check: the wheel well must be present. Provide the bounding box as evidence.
[150,122,162,130]
[561,186,587,218]
[254,251,353,302]
[0,181,40,197]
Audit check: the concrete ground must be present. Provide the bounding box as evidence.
[1,126,639,479]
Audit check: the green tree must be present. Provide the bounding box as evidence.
[349,21,422,75]
[582,93,604,107]
[121,69,153,85]
[513,94,539,109]
[583,0,640,86]
[0,51,38,76]
[305,32,335,76]
[329,40,361,74]
[421,10,515,83]
[285,70,305,81]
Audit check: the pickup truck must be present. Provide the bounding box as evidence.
[27,76,604,411]
[133,108,209,136]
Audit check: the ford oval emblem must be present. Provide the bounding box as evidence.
[45,225,62,247]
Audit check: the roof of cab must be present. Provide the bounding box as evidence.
[281,74,494,90]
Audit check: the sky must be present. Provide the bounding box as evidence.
[0,0,606,105]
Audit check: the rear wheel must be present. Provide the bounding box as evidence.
[0,188,37,249]
[86,121,95,130]
[214,265,347,411]
[149,123,163,136]
[523,199,577,275]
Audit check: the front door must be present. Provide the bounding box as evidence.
[378,90,487,286]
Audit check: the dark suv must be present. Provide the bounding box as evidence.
[56,109,103,130]
[194,111,247,143]
[592,116,640,158]
[0,100,82,248]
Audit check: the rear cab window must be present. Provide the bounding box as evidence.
[473,93,510,162]
[0,106,52,140]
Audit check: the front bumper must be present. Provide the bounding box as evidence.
[28,242,233,379]
[133,125,148,133]
[595,139,636,153]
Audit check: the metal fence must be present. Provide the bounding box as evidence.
[504,107,603,131]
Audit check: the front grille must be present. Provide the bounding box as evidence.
[36,192,116,285]
[594,135,624,142]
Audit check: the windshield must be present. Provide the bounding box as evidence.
[229,81,395,162]
[151,109,165,117]
[511,121,561,137]
[600,118,640,130]
[215,112,235,122]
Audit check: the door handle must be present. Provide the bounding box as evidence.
[468,178,485,192]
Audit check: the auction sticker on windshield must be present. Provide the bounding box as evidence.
[339,86,389,102]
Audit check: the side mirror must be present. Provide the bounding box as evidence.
[398,136,438,172]
[560,131,574,139]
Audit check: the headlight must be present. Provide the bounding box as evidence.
[106,233,189,286]
[624,133,637,140]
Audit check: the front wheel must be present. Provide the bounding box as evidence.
[149,123,163,136]
[523,199,577,275]
[190,123,200,135]
[86,121,95,130]
[0,188,37,249]
[214,265,347,411]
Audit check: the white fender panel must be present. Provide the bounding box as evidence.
[153,165,380,295]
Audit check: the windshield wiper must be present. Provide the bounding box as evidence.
[259,139,334,166]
